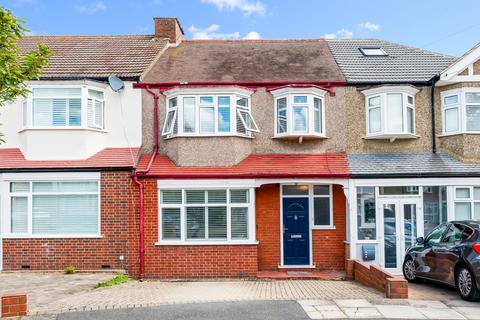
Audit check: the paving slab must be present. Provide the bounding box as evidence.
[417,307,467,320]
[313,305,346,319]
[342,307,382,319]
[407,300,448,308]
[453,307,480,320]
[335,299,372,308]
[376,305,426,319]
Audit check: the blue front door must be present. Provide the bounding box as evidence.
[283,197,310,266]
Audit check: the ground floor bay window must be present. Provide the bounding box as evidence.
[349,179,480,274]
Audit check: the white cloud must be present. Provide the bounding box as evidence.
[357,22,380,31]
[189,24,261,40]
[75,1,106,14]
[323,28,353,39]
[201,0,266,16]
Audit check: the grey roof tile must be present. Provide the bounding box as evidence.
[348,152,480,177]
[327,39,456,83]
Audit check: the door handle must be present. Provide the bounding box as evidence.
[291,234,302,239]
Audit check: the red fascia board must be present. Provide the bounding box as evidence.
[138,173,350,179]
[133,81,345,90]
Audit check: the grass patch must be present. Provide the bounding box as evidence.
[97,274,129,288]
[64,266,76,274]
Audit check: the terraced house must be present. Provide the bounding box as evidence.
[1,17,480,279]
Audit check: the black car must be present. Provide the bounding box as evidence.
[403,221,480,301]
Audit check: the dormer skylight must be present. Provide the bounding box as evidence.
[359,47,387,56]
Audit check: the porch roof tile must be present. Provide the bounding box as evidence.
[138,153,350,178]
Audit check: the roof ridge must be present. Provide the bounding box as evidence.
[21,34,163,39]
[181,38,325,43]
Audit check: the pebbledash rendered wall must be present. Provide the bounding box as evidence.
[3,171,132,271]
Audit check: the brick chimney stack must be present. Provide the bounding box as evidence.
[154,18,184,44]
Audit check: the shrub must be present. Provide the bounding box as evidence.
[64,266,76,274]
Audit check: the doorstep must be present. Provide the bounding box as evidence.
[257,270,345,280]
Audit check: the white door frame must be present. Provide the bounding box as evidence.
[377,197,423,274]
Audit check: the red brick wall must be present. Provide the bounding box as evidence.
[128,178,258,279]
[256,183,346,271]
[2,171,131,271]
[312,184,346,270]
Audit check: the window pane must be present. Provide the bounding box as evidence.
[10,182,30,192]
[52,99,67,126]
[293,96,307,103]
[379,186,418,195]
[386,93,403,132]
[474,187,480,200]
[277,98,287,134]
[69,99,82,126]
[236,109,247,134]
[456,188,470,199]
[238,109,258,131]
[231,207,248,239]
[186,207,205,239]
[368,96,381,107]
[293,106,308,132]
[88,89,104,100]
[314,98,322,133]
[207,189,227,203]
[169,97,177,108]
[200,107,215,133]
[444,95,458,105]
[200,96,213,104]
[33,99,52,126]
[357,187,376,240]
[22,101,27,127]
[236,98,248,107]
[466,92,480,103]
[314,185,329,195]
[407,107,414,133]
[33,88,81,97]
[11,197,28,233]
[314,197,330,226]
[218,96,231,132]
[183,97,196,133]
[32,194,98,234]
[161,190,182,204]
[474,203,480,221]
[455,202,471,220]
[208,207,227,239]
[423,186,448,235]
[186,190,205,204]
[445,108,459,132]
[230,189,249,203]
[164,109,176,134]
[94,100,103,128]
[282,185,308,196]
[407,96,414,105]
[32,181,97,193]
[162,208,180,240]
[466,106,480,131]
[368,107,381,133]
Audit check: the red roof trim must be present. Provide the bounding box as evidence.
[133,81,345,91]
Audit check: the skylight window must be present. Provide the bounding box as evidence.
[359,47,387,56]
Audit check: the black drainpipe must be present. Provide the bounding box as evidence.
[430,75,440,154]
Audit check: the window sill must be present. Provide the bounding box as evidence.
[2,234,103,239]
[163,134,254,140]
[439,132,480,137]
[273,134,328,140]
[363,133,419,141]
[155,240,259,246]
[19,127,108,133]
[312,226,336,230]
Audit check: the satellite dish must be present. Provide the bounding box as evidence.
[108,75,124,92]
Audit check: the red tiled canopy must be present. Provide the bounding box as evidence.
[0,148,139,170]
[138,153,349,179]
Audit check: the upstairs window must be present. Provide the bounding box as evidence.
[362,86,419,139]
[162,88,257,138]
[271,87,326,138]
[442,89,480,134]
[25,86,105,130]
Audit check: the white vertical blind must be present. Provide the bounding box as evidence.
[231,207,248,239]
[11,197,28,233]
[277,98,287,134]
[208,207,227,239]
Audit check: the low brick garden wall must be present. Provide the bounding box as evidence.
[346,259,408,299]
[1,292,28,318]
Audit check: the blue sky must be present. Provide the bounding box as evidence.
[3,0,480,56]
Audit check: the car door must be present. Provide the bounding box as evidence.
[433,224,463,285]
[417,223,449,279]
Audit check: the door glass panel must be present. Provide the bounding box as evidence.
[379,186,418,195]
[403,204,417,250]
[423,186,447,235]
[383,203,397,268]
[282,185,309,196]
[455,202,471,220]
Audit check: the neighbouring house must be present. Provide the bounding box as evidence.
[2,16,480,279]
[0,24,170,271]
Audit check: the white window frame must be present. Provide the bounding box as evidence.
[453,186,480,220]
[23,84,106,131]
[362,86,419,139]
[162,87,256,138]
[441,88,480,135]
[271,87,326,138]
[1,172,101,238]
[157,186,256,245]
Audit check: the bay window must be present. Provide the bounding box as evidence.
[162,88,258,138]
[272,87,326,138]
[25,86,105,130]
[7,180,100,236]
[442,89,480,134]
[362,86,418,139]
[158,188,255,243]
[454,186,480,221]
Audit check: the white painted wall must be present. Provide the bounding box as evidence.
[0,80,142,160]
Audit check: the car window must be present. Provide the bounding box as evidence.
[460,224,474,241]
[425,224,448,245]
[442,224,463,243]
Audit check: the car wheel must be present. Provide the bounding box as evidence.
[456,266,480,301]
[403,257,418,282]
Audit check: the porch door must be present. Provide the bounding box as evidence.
[379,199,421,274]
[283,197,310,266]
